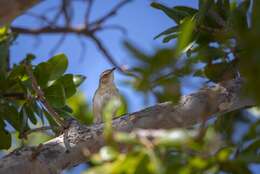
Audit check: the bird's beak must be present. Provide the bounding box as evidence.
[110,67,116,72]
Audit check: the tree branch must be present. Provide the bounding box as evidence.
[0,78,254,174]
[90,0,131,26]
[89,34,124,72]
[11,26,90,35]
[9,0,132,74]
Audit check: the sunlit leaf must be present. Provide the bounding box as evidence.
[176,17,195,56]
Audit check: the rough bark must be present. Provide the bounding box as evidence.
[0,0,40,26]
[0,79,254,174]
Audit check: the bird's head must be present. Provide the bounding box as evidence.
[99,67,116,85]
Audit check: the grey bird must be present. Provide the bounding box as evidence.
[92,68,122,124]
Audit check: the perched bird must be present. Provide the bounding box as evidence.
[92,68,122,124]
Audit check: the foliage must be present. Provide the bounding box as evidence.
[85,122,260,174]
[67,92,93,125]
[126,0,260,105]
[0,31,86,149]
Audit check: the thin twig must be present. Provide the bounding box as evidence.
[89,34,124,72]
[49,33,67,55]
[93,24,127,35]
[76,34,87,61]
[24,62,68,128]
[1,92,26,100]
[25,12,53,26]
[91,0,131,26]
[62,0,72,26]
[85,0,93,25]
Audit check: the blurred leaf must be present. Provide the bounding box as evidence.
[103,98,117,143]
[0,103,20,130]
[174,6,198,16]
[0,119,11,149]
[67,92,92,125]
[8,64,26,80]
[44,108,59,129]
[189,156,208,170]
[204,61,237,82]
[151,2,190,24]
[155,129,195,147]
[114,132,139,144]
[154,26,179,39]
[241,139,260,154]
[176,17,195,56]
[216,147,233,162]
[124,41,149,63]
[54,107,73,119]
[220,161,252,174]
[99,146,119,162]
[24,103,38,125]
[162,34,178,43]
[0,26,13,75]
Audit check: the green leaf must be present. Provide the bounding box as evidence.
[62,105,73,113]
[176,18,195,56]
[47,54,68,81]
[24,103,37,125]
[162,34,178,43]
[19,106,30,133]
[151,3,190,24]
[0,42,9,74]
[44,84,66,108]
[174,6,198,16]
[0,119,11,149]
[154,26,179,39]
[73,74,86,87]
[54,107,73,119]
[24,54,36,64]
[99,146,119,161]
[124,41,149,63]
[43,108,59,129]
[34,62,51,88]
[204,62,237,82]
[55,74,76,98]
[8,64,26,80]
[193,69,204,77]
[0,103,20,130]
[31,100,44,124]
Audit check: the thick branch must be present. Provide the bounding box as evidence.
[0,79,254,174]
